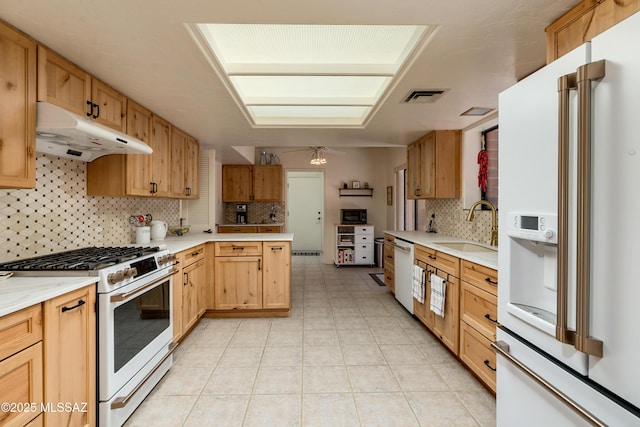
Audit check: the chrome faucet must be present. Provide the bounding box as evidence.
[466,200,498,246]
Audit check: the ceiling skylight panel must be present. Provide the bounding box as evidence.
[190,23,433,127]
[229,76,391,105]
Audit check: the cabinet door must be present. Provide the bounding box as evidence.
[0,23,36,189]
[406,140,421,199]
[91,77,126,132]
[253,165,283,201]
[43,284,96,427]
[214,256,262,310]
[263,242,291,309]
[434,130,461,198]
[37,46,90,117]
[172,252,184,343]
[418,132,436,198]
[170,127,188,198]
[432,275,459,355]
[150,115,172,197]
[185,136,200,199]
[182,259,205,332]
[222,165,253,202]
[125,100,153,196]
[0,342,43,427]
[414,264,436,329]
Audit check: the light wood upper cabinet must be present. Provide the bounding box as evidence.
[222,165,284,202]
[43,284,96,427]
[546,0,640,63]
[262,241,291,309]
[149,115,172,197]
[125,100,154,196]
[253,165,284,201]
[38,46,126,132]
[170,127,200,199]
[222,165,253,202]
[0,21,37,189]
[185,135,200,199]
[406,130,460,199]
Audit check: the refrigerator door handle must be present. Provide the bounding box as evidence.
[492,340,606,427]
[575,60,606,358]
[556,72,577,346]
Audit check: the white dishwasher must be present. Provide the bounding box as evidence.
[393,238,414,314]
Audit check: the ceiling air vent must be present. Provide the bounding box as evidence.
[402,89,448,104]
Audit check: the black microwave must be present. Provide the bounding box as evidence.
[341,209,367,224]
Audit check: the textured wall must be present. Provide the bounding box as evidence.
[0,155,180,261]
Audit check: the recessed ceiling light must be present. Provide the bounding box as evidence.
[188,24,436,127]
[461,107,494,116]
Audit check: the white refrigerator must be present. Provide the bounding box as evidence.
[497,11,640,426]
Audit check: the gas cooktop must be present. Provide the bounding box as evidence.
[0,246,161,272]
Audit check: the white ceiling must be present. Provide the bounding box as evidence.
[0,0,577,160]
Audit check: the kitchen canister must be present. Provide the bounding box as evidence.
[150,220,168,241]
[136,226,151,245]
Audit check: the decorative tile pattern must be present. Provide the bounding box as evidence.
[424,199,495,245]
[223,201,285,224]
[0,154,179,261]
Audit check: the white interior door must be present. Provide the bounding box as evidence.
[287,171,323,252]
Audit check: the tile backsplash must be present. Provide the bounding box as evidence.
[0,155,179,262]
[424,198,495,245]
[223,202,286,225]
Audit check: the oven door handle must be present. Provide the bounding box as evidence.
[111,341,177,409]
[110,269,178,303]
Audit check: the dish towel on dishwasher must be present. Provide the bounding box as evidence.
[430,274,446,317]
[412,264,425,303]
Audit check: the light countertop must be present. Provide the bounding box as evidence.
[0,233,293,318]
[383,230,498,270]
[0,276,98,317]
[156,232,294,253]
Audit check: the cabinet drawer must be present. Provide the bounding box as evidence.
[384,264,395,292]
[354,226,373,235]
[459,322,496,393]
[355,234,374,244]
[181,244,206,267]
[415,245,459,277]
[218,226,258,233]
[0,304,42,362]
[383,244,394,268]
[460,281,498,340]
[215,241,262,256]
[384,233,395,245]
[0,342,43,426]
[258,226,281,233]
[355,252,374,265]
[461,260,498,295]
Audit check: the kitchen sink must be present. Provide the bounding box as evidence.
[434,242,497,253]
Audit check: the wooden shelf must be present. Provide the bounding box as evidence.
[339,188,373,197]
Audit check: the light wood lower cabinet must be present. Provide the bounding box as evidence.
[43,284,96,427]
[214,256,263,310]
[459,260,498,393]
[383,234,395,293]
[0,342,43,427]
[173,245,206,341]
[211,241,291,315]
[263,242,291,309]
[413,244,460,355]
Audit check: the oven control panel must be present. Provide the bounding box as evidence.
[507,212,557,244]
[99,250,173,292]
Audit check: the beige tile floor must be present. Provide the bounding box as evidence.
[125,256,496,427]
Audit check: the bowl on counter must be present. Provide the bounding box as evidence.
[168,225,190,236]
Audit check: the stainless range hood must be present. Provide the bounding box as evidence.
[36,102,153,162]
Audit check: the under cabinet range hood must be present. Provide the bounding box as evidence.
[35,102,153,162]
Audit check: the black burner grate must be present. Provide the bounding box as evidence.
[0,246,160,271]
